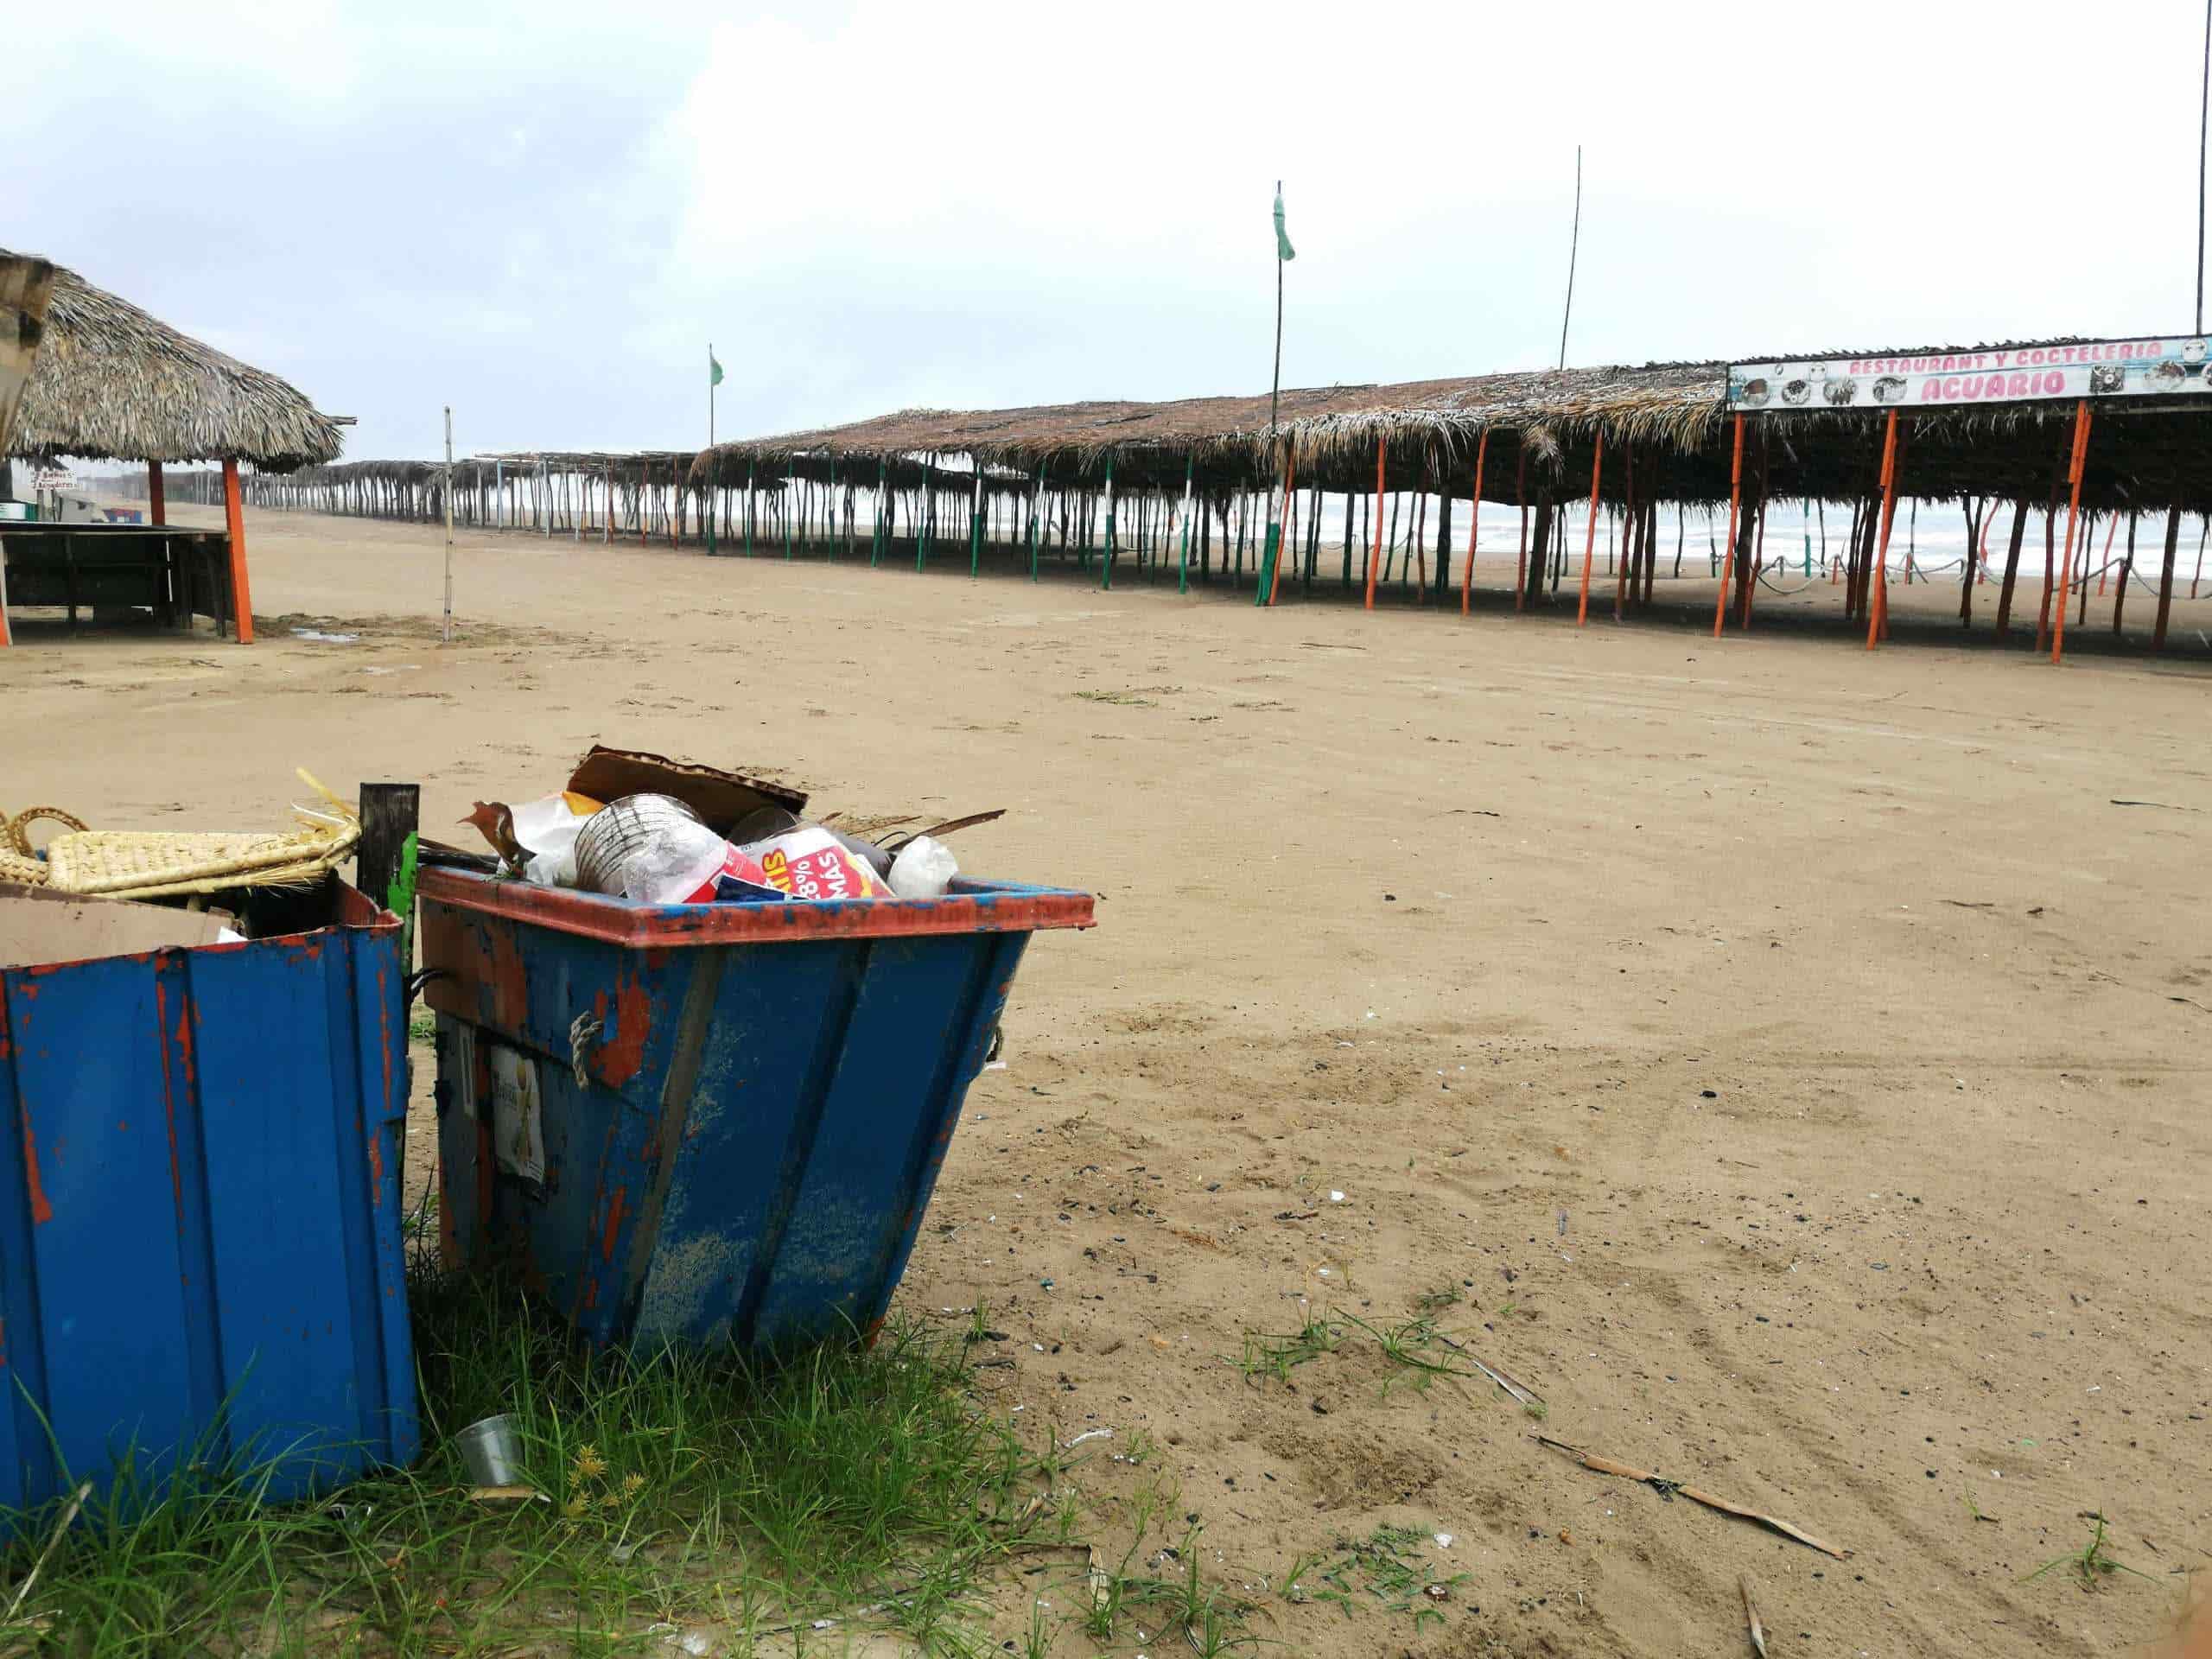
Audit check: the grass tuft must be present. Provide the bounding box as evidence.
[1,1268,1055,1654]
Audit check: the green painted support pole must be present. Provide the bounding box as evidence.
[918,456,932,572]
[1255,454,1282,607]
[1177,452,1193,594]
[872,458,886,566]
[969,466,983,578]
[1029,474,1042,582]
[1099,454,1117,589]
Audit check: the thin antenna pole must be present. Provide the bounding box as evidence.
[442,405,454,643]
[2199,0,2210,333]
[1559,145,1582,370]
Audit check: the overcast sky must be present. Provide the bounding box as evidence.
[10,0,2204,463]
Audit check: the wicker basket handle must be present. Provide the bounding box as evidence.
[7,807,88,859]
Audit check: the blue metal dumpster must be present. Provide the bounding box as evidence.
[417,870,1093,1351]
[0,881,418,1516]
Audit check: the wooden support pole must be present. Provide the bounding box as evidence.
[1575,433,1605,626]
[2049,400,2094,665]
[1613,445,1635,621]
[1460,429,1489,615]
[1177,453,1194,593]
[1865,411,1902,651]
[1268,443,1300,606]
[2153,505,2182,650]
[222,458,254,645]
[357,783,421,919]
[1513,447,1529,614]
[148,461,166,526]
[1712,415,1746,637]
[1364,436,1386,610]
[1740,429,1770,628]
[2113,512,2139,634]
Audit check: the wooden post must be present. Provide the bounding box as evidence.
[1711,415,1745,638]
[1364,436,1386,610]
[1460,430,1489,615]
[671,460,682,551]
[1865,410,1902,651]
[1513,446,1529,614]
[970,463,984,578]
[2049,400,2094,665]
[358,783,421,916]
[1613,445,1635,621]
[1740,429,1770,628]
[148,461,166,526]
[2113,512,2139,635]
[221,457,254,645]
[1995,486,2032,641]
[2153,505,2182,650]
[1575,433,1605,626]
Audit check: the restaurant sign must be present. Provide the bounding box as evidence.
[1726,336,2211,413]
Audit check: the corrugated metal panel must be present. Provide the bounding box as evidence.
[0,883,417,1514]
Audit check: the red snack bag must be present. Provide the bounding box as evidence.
[750,828,891,901]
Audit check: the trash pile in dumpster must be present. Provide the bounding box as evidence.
[443,746,998,907]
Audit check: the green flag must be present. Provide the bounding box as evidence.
[1273,186,1294,262]
[709,350,724,387]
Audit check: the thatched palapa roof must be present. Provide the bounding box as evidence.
[690,342,2212,515]
[3,248,342,471]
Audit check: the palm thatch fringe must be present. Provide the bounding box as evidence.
[3,248,341,471]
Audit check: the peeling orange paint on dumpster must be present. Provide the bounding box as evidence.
[20,1115,52,1226]
[591,974,652,1086]
[601,1186,628,1261]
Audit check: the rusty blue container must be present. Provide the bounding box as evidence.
[417,869,1092,1351]
[0,882,417,1516]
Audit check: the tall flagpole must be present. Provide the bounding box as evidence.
[1260,181,1290,607]
[2199,0,2210,334]
[1559,145,1582,370]
[706,342,717,556]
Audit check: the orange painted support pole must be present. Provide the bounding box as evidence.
[2050,399,2093,665]
[1575,433,1605,626]
[222,457,254,645]
[1512,448,1529,614]
[1864,411,1901,651]
[1268,443,1299,606]
[147,461,166,526]
[1363,436,1385,610]
[1711,415,1745,637]
[1460,429,1489,615]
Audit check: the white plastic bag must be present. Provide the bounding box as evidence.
[511,791,601,887]
[887,836,958,900]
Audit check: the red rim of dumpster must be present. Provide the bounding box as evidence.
[417,866,1095,947]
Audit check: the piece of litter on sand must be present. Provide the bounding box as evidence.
[290,628,359,644]
[1067,1427,1114,1446]
[1739,1574,1769,1658]
[1433,1335,1543,1408]
[983,1060,1007,1071]
[1433,1532,1454,1548]
[1329,1190,1345,1203]
[1535,1435,1848,1559]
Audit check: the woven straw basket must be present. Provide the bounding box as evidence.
[42,817,359,900]
[0,807,89,888]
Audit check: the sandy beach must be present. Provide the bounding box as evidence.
[7,502,2209,1656]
